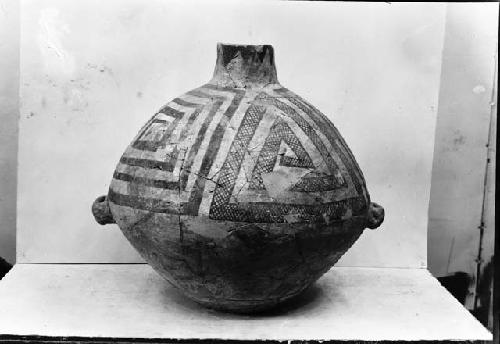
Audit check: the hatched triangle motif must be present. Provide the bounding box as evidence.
[249,118,315,190]
[208,92,363,223]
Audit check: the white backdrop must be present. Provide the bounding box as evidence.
[428,3,498,277]
[17,0,446,267]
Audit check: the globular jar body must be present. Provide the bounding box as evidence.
[92,43,384,313]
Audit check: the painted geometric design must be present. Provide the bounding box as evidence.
[274,88,367,198]
[108,84,368,224]
[248,118,314,190]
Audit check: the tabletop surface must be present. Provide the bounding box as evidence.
[0,264,492,342]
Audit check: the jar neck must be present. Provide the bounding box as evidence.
[209,43,279,88]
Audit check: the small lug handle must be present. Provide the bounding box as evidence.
[366,202,384,229]
[92,195,115,225]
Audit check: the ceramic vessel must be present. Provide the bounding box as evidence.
[92,43,384,313]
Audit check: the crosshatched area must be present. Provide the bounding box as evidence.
[109,83,366,224]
